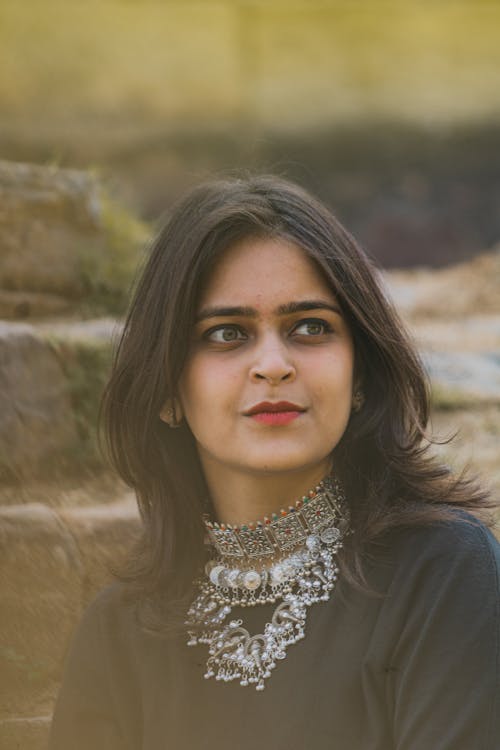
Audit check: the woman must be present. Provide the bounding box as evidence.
[49,175,500,749]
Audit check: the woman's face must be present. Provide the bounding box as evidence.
[178,236,355,483]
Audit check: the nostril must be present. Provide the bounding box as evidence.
[252,369,294,384]
[249,351,296,384]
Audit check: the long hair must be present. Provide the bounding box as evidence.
[101,175,491,622]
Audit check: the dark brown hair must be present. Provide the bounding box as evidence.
[101,174,491,617]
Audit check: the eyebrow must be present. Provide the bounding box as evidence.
[195,299,342,322]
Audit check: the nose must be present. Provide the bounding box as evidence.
[249,335,296,385]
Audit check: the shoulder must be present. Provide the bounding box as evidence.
[80,582,130,620]
[388,512,500,573]
[70,583,138,653]
[364,515,500,672]
[370,513,500,610]
[363,518,500,748]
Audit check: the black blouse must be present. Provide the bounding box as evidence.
[49,517,500,750]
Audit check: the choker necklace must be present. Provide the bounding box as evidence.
[186,477,350,691]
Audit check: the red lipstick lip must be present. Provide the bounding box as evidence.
[244,401,305,416]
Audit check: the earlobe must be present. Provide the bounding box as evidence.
[160,398,184,428]
[351,387,365,413]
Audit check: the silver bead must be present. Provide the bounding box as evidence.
[227,569,241,589]
[320,526,340,544]
[306,534,320,552]
[209,565,225,585]
[243,570,262,590]
[270,563,286,585]
[204,560,219,576]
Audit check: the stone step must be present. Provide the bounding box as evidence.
[0,499,139,733]
[0,159,148,320]
[0,319,116,482]
[0,160,102,299]
[0,715,52,750]
[424,350,500,405]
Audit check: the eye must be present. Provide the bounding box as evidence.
[292,318,333,336]
[204,324,248,344]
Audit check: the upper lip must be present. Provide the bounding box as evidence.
[244,401,305,416]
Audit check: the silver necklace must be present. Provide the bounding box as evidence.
[186,477,349,691]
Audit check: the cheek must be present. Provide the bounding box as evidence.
[177,359,202,418]
[179,356,241,421]
[313,349,354,395]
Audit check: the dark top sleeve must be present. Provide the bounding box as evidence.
[374,519,500,750]
[48,588,130,750]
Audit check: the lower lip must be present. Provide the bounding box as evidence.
[249,411,302,425]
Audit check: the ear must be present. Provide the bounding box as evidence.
[352,376,363,394]
[160,398,184,427]
[351,380,365,413]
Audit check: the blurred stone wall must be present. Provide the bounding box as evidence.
[1,1,499,267]
[1,1,499,128]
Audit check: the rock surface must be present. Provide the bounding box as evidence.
[60,501,140,603]
[385,248,500,318]
[0,715,52,750]
[0,504,83,718]
[423,350,500,403]
[0,290,72,319]
[0,322,78,480]
[0,500,139,727]
[0,160,102,299]
[384,253,500,404]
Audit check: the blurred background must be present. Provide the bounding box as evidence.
[2,0,500,264]
[0,2,499,747]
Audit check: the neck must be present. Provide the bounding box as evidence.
[201,460,333,526]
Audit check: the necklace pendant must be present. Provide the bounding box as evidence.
[242,570,261,591]
[188,479,349,690]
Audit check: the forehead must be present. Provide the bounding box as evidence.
[198,236,336,308]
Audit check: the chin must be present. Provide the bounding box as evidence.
[243,451,328,475]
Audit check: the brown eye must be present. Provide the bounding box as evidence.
[293,319,332,336]
[205,325,247,343]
